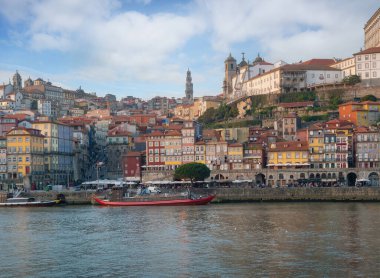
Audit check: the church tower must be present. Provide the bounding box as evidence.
[223,53,237,99]
[12,70,22,91]
[185,68,193,102]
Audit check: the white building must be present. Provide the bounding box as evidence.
[353,47,380,86]
[331,57,356,78]
[38,99,52,117]
[0,84,13,99]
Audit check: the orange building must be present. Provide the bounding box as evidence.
[339,101,380,126]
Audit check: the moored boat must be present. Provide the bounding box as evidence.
[93,194,215,206]
[0,197,58,207]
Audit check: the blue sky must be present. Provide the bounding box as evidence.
[0,0,378,100]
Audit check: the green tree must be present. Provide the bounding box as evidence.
[342,75,361,85]
[361,94,377,102]
[198,107,216,125]
[174,163,211,185]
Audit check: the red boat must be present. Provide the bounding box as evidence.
[93,195,215,206]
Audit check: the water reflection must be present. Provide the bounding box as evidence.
[0,203,380,277]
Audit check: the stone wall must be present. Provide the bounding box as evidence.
[20,187,380,204]
[28,191,93,205]
[199,187,380,202]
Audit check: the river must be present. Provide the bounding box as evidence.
[0,203,380,277]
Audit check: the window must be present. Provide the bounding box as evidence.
[373,62,376,68]
[372,54,376,59]
[327,74,330,78]
[357,56,361,61]
[365,72,369,78]
[374,72,377,77]
[365,55,369,60]
[365,63,369,69]
[335,74,338,78]
[358,64,362,69]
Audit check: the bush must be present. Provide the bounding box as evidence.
[279,91,316,103]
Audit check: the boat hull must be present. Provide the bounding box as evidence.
[94,195,215,206]
[0,201,58,207]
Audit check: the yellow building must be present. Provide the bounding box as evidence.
[308,123,325,169]
[267,141,309,169]
[227,143,243,170]
[164,131,182,169]
[6,127,44,186]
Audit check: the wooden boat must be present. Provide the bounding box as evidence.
[93,194,215,206]
[0,197,58,207]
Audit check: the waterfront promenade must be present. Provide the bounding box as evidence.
[18,186,380,205]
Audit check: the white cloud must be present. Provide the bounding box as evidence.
[0,0,378,98]
[197,0,374,61]
[2,0,206,87]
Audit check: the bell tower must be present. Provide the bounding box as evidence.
[13,70,22,91]
[185,68,193,102]
[223,53,237,99]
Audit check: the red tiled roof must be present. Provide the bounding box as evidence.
[3,114,29,121]
[165,130,182,136]
[145,131,164,137]
[228,143,243,147]
[126,151,142,157]
[281,64,340,71]
[301,59,336,66]
[353,47,380,55]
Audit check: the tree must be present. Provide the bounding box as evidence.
[361,94,377,102]
[198,107,216,125]
[174,163,211,185]
[342,75,361,85]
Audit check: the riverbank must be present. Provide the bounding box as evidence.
[19,187,380,205]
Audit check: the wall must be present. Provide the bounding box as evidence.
[203,187,380,202]
[20,187,380,204]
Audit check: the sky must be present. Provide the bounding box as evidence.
[0,0,378,100]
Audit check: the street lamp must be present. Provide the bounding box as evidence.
[96,161,104,190]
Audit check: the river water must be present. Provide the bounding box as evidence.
[1,203,380,277]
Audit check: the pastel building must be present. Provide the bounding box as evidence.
[339,101,380,126]
[6,127,44,186]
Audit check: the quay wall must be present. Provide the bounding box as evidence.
[21,187,380,204]
[199,187,380,202]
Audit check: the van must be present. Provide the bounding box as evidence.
[147,186,161,194]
